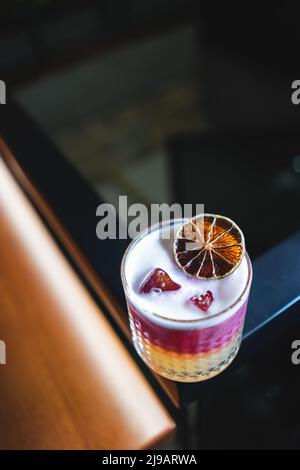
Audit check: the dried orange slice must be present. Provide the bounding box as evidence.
[174,214,245,279]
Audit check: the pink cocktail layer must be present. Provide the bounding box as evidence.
[128,298,249,354]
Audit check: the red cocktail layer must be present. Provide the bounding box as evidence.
[128,299,248,355]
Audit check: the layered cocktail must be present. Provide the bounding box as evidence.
[121,215,252,382]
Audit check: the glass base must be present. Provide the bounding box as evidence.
[132,325,243,383]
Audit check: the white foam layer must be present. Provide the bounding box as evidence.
[124,219,251,327]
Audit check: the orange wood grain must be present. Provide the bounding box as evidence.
[0,138,180,407]
[0,157,175,450]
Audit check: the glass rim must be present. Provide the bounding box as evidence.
[120,218,253,325]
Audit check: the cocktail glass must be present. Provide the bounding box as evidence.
[121,219,252,382]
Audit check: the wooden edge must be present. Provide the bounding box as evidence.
[0,136,180,408]
[0,156,175,449]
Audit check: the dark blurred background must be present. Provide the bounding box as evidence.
[2,1,300,256]
[1,0,300,449]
